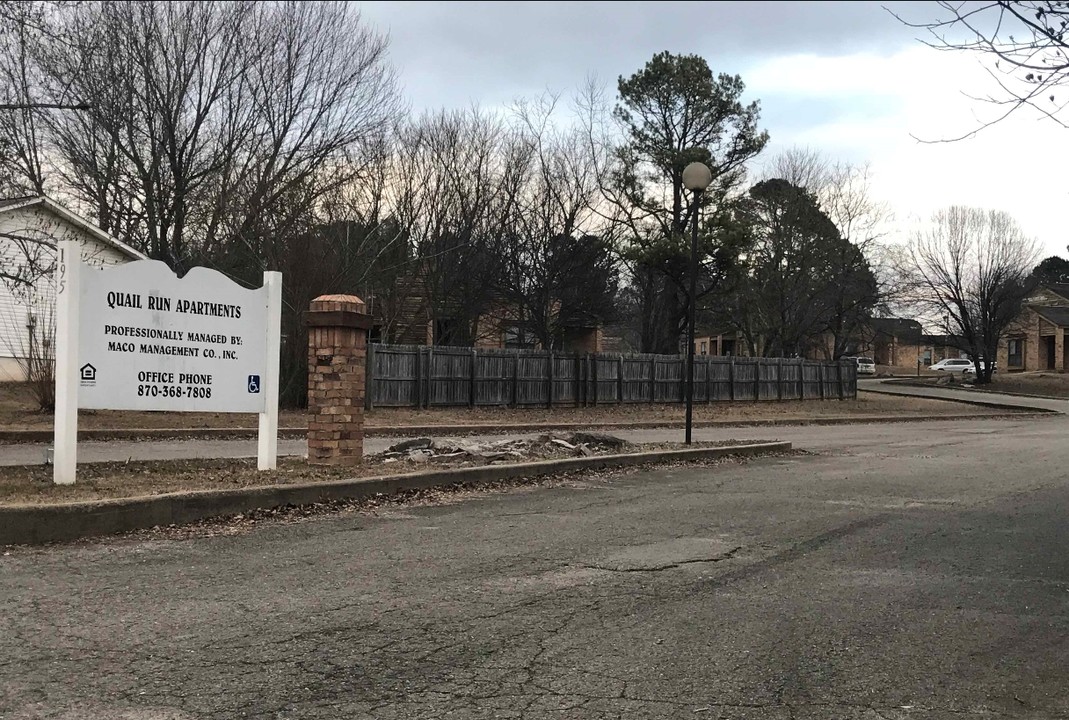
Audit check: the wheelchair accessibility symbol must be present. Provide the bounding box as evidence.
[247,375,261,394]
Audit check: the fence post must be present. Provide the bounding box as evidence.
[364,343,375,411]
[755,359,762,401]
[728,357,735,401]
[818,362,825,399]
[678,355,686,402]
[574,354,582,407]
[649,356,656,403]
[547,350,554,409]
[591,353,599,406]
[706,356,712,403]
[469,347,477,408]
[798,359,804,401]
[617,355,624,404]
[413,346,422,408]
[425,346,434,409]
[512,350,520,407]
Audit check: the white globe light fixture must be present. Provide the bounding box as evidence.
[682,161,712,192]
[681,161,711,445]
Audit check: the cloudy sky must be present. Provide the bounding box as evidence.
[358,0,1066,259]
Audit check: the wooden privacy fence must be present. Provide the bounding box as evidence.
[365,344,858,409]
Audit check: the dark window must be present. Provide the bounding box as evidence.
[1008,339,1023,367]
[434,318,459,346]
[722,339,736,356]
[504,326,534,349]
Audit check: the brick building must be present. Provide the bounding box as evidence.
[997,284,1069,372]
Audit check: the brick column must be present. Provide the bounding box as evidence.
[1058,327,1066,372]
[307,294,372,466]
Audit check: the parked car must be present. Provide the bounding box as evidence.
[854,357,876,375]
[929,358,974,374]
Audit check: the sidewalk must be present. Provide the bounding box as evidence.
[2,412,1056,467]
[859,379,1069,414]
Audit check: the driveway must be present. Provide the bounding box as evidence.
[3,418,1068,718]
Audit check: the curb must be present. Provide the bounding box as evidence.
[0,408,1046,444]
[0,442,791,546]
[859,385,1061,414]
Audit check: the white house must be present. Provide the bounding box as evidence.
[0,196,145,382]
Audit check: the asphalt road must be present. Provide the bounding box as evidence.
[3,415,1069,719]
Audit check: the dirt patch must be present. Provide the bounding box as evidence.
[0,381,1005,431]
[0,437,764,506]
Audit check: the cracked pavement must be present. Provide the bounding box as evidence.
[3,416,1069,718]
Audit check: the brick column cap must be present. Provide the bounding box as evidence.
[310,294,366,314]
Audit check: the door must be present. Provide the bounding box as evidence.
[1046,336,1056,370]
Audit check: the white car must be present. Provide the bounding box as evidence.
[852,357,876,375]
[929,358,974,374]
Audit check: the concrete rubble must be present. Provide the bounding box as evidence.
[375,432,630,465]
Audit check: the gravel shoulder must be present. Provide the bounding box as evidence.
[0,434,765,506]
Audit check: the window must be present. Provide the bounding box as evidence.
[1008,338,1023,367]
[434,319,459,346]
[504,326,534,349]
[699,341,707,355]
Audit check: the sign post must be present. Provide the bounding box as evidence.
[52,255,282,483]
[53,240,81,486]
[257,271,282,471]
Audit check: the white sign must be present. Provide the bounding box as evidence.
[52,243,282,484]
[78,260,268,413]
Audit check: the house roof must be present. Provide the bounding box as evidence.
[1040,283,1069,301]
[0,195,146,261]
[1032,305,1069,327]
[869,317,923,342]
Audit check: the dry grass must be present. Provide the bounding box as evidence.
[979,372,1069,398]
[895,372,1069,398]
[0,382,1001,432]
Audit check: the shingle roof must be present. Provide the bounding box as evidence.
[1032,305,1069,327]
[870,317,923,342]
[1041,283,1069,301]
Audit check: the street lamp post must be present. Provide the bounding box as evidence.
[682,161,712,445]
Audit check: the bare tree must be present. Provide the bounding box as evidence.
[901,206,1039,383]
[896,2,1069,135]
[389,107,517,345]
[41,1,400,271]
[493,94,618,349]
